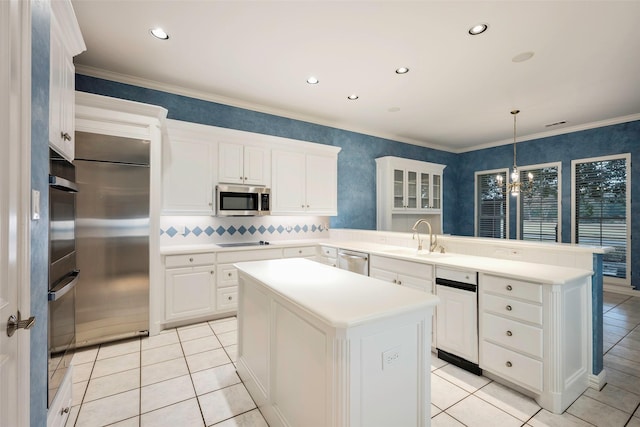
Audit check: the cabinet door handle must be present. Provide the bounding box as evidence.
[506,285,513,291]
[61,132,72,141]
[189,257,194,262]
[505,305,512,311]
[506,330,513,336]
[244,177,248,180]
[227,273,232,277]
[227,296,233,301]
[397,280,402,285]
[505,361,512,368]
[210,271,214,275]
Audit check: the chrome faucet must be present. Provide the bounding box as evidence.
[412,219,437,252]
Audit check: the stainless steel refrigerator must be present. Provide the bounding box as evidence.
[74,131,150,347]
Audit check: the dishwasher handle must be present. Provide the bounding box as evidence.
[338,253,368,262]
[436,277,477,292]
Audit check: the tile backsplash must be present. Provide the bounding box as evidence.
[160,215,331,246]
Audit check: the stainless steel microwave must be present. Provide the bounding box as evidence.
[216,185,270,216]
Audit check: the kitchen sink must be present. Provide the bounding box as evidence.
[382,248,453,259]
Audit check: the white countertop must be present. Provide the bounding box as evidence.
[161,239,593,285]
[235,258,439,329]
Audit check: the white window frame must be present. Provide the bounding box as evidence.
[475,168,510,239]
[516,162,562,242]
[571,153,631,288]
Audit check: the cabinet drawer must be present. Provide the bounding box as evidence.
[482,313,543,358]
[436,267,477,285]
[165,253,215,268]
[283,246,316,258]
[370,255,434,280]
[481,274,542,303]
[481,341,543,392]
[320,246,337,258]
[482,294,542,325]
[218,263,238,287]
[217,248,282,263]
[217,287,238,310]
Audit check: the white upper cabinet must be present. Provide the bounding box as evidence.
[162,120,217,214]
[376,156,446,232]
[218,142,269,186]
[49,0,85,161]
[271,148,339,215]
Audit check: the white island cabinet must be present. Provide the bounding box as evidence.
[235,258,439,427]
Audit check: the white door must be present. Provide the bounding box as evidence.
[1,1,31,425]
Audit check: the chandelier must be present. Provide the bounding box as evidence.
[497,109,533,196]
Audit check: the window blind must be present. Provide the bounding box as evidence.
[477,172,507,238]
[520,166,559,242]
[574,158,628,279]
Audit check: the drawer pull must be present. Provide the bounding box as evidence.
[506,285,513,291]
[228,296,233,301]
[298,250,302,254]
[506,330,513,336]
[228,273,232,277]
[506,361,512,368]
[210,271,214,275]
[506,305,512,311]
[189,257,194,262]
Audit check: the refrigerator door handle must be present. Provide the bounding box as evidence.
[48,270,80,301]
[49,175,78,192]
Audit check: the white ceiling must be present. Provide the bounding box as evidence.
[71,0,640,153]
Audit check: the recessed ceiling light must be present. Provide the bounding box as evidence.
[468,23,488,35]
[395,67,409,74]
[347,94,359,100]
[150,28,169,40]
[306,76,319,84]
[512,51,535,63]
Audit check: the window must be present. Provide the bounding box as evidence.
[572,154,630,286]
[476,169,508,238]
[517,163,561,242]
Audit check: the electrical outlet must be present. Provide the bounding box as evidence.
[382,346,401,370]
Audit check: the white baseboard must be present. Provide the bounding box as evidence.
[589,369,607,391]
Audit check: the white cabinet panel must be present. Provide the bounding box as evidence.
[218,142,269,186]
[49,0,85,161]
[271,150,338,215]
[165,265,216,320]
[435,285,478,363]
[162,136,216,214]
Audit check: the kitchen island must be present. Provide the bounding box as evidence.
[235,258,439,427]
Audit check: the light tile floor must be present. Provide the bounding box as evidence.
[65,292,640,426]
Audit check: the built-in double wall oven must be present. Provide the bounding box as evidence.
[48,149,79,406]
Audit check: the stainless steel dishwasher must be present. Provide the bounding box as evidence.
[337,249,369,276]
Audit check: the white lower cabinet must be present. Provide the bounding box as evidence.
[316,246,337,267]
[164,253,216,321]
[435,285,478,364]
[282,246,317,259]
[479,273,590,414]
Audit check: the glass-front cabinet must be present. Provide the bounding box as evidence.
[377,156,446,231]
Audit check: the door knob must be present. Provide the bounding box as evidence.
[7,311,36,337]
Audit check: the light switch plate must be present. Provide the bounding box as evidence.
[31,189,40,220]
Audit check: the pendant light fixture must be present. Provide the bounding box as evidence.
[497,109,533,196]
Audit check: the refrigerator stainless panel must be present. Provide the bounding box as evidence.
[74,132,150,347]
[75,131,150,165]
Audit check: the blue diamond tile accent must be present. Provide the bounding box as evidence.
[294,225,301,233]
[312,225,317,232]
[267,225,276,234]
[183,227,191,236]
[248,225,257,235]
[228,226,237,235]
[302,225,308,232]
[238,226,247,235]
[258,225,267,234]
[192,226,203,236]
[216,226,226,236]
[205,226,214,236]
[276,225,284,233]
[160,229,165,235]
[166,227,178,237]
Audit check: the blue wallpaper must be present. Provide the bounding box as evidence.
[75,75,460,232]
[31,1,50,425]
